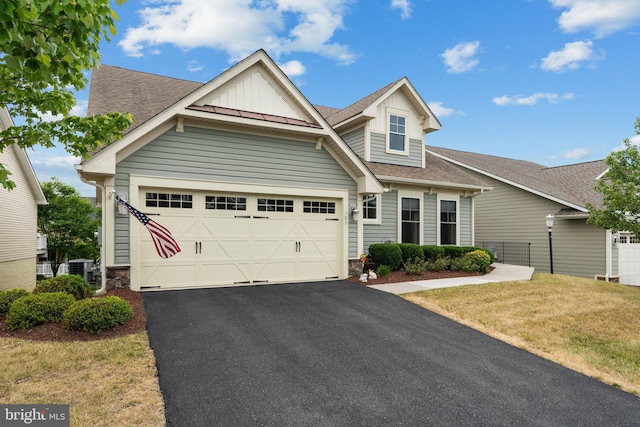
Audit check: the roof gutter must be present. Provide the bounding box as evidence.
[376,175,493,193]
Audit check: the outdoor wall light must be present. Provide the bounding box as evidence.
[351,206,361,221]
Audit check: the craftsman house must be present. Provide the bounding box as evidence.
[78,50,489,291]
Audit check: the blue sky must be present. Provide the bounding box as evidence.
[27,0,640,196]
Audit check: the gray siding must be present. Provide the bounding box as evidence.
[424,194,437,245]
[363,190,398,251]
[370,132,422,168]
[114,174,131,264]
[342,127,365,158]
[470,172,607,278]
[116,126,358,262]
[460,196,472,246]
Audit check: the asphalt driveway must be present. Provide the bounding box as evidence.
[143,281,640,426]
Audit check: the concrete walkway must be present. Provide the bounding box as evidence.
[368,263,535,295]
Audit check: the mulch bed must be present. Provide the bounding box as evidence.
[0,288,146,342]
[347,268,491,285]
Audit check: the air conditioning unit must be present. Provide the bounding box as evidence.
[68,259,94,283]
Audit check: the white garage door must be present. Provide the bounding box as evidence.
[618,240,640,286]
[137,189,343,289]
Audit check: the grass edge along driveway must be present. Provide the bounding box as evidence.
[403,273,640,396]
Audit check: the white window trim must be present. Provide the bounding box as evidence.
[397,190,423,244]
[362,194,381,225]
[437,193,460,246]
[386,107,409,156]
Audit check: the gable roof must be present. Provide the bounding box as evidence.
[427,146,606,211]
[81,50,383,194]
[0,108,46,204]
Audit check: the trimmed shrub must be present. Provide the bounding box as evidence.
[422,245,445,261]
[397,243,424,262]
[376,265,392,277]
[481,248,496,264]
[443,246,465,259]
[34,274,94,300]
[0,289,30,315]
[63,296,133,333]
[368,243,403,271]
[426,256,451,272]
[403,257,429,275]
[6,292,76,330]
[451,250,492,273]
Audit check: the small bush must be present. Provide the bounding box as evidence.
[397,243,424,262]
[403,257,429,275]
[451,250,492,273]
[63,296,133,333]
[6,292,76,331]
[481,248,496,264]
[426,256,451,272]
[422,245,445,261]
[376,265,392,277]
[34,274,94,300]
[368,244,403,271]
[443,246,465,259]
[0,289,30,315]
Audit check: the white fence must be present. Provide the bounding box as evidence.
[36,262,68,278]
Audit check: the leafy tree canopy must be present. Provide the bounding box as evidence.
[587,118,640,236]
[0,0,133,190]
[38,178,100,277]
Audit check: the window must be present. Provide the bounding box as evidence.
[363,195,378,221]
[401,197,420,244]
[440,200,457,245]
[258,198,293,212]
[389,114,406,152]
[205,196,247,211]
[146,192,193,208]
[303,201,336,214]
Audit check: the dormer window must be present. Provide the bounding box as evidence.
[389,114,406,151]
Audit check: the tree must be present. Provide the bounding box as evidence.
[0,0,133,190]
[38,178,100,277]
[587,118,640,236]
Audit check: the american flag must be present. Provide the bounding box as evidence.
[115,195,182,259]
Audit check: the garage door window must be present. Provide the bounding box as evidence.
[258,198,294,212]
[205,196,247,211]
[303,201,336,214]
[146,192,193,208]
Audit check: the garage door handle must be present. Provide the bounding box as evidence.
[195,241,202,254]
[234,215,251,219]
[253,216,269,219]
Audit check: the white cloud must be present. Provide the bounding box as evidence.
[492,92,575,106]
[187,60,203,72]
[440,41,481,74]
[119,0,356,65]
[613,133,640,151]
[427,101,464,118]
[30,154,80,168]
[391,0,411,19]
[549,0,640,37]
[540,40,603,72]
[37,100,88,122]
[550,147,592,160]
[278,60,306,77]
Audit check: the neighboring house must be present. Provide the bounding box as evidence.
[78,50,489,291]
[427,146,640,285]
[0,107,47,290]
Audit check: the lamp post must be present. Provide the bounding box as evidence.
[546,214,554,274]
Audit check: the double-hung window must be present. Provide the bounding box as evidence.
[388,114,406,152]
[440,200,457,245]
[401,197,420,244]
[362,195,379,222]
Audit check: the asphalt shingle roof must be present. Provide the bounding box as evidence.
[427,146,607,209]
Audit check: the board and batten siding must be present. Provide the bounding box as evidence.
[424,194,437,245]
[115,126,358,263]
[0,146,38,290]
[363,190,398,252]
[342,127,365,158]
[370,132,422,168]
[470,171,606,278]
